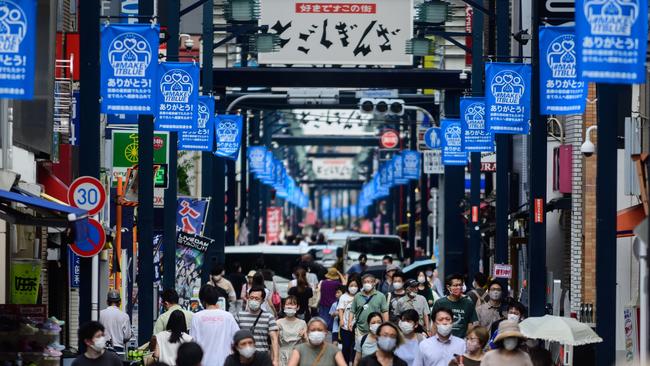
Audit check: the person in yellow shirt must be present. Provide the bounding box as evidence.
[154,289,193,334]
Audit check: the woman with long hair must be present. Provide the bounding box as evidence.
[415,270,438,310]
[288,268,313,321]
[337,278,359,364]
[154,310,193,365]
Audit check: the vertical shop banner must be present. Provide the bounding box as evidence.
[539,27,588,114]
[176,197,209,234]
[155,62,199,131]
[248,146,267,173]
[179,96,215,151]
[486,62,531,134]
[0,0,36,99]
[100,24,159,113]
[460,97,494,152]
[68,248,80,289]
[441,119,468,165]
[214,115,243,160]
[386,160,395,187]
[402,150,420,179]
[575,0,647,84]
[393,154,408,185]
[175,231,213,308]
[266,207,283,243]
[10,259,40,304]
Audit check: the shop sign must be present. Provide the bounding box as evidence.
[10,259,40,304]
[266,207,283,243]
[111,130,169,187]
[493,263,512,279]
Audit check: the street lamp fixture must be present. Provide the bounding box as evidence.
[406,37,435,56]
[225,0,260,22]
[416,0,450,25]
[250,33,281,53]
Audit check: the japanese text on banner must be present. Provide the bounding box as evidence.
[0,0,36,99]
[179,96,215,151]
[155,62,199,131]
[460,97,494,152]
[486,62,531,134]
[441,118,468,166]
[214,115,243,160]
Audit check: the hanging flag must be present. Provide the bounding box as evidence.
[539,26,588,114]
[0,0,37,99]
[486,62,531,134]
[176,197,209,235]
[393,154,408,185]
[441,119,468,166]
[214,115,243,160]
[179,96,215,151]
[575,0,647,84]
[402,150,421,179]
[100,24,159,114]
[155,62,199,131]
[460,97,494,152]
[248,146,267,173]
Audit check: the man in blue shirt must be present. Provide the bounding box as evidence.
[347,253,368,274]
[414,307,465,366]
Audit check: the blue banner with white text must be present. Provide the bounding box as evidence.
[214,115,243,160]
[155,62,199,131]
[0,0,37,99]
[100,24,159,114]
[248,146,266,173]
[575,0,647,84]
[486,62,531,134]
[539,26,588,114]
[179,96,215,151]
[441,119,468,166]
[460,97,493,152]
[402,150,421,179]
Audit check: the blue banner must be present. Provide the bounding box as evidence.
[486,62,531,134]
[441,119,468,166]
[393,154,408,185]
[176,197,209,235]
[179,96,215,151]
[107,114,139,125]
[461,97,494,152]
[424,127,442,149]
[248,146,266,173]
[260,151,275,184]
[539,27,588,114]
[155,62,199,131]
[214,115,243,160]
[402,150,421,179]
[576,0,647,84]
[0,0,36,99]
[100,24,159,114]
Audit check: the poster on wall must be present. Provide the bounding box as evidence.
[175,231,213,308]
[10,259,40,304]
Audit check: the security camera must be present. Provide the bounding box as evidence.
[184,38,194,50]
[581,125,598,157]
[580,140,595,157]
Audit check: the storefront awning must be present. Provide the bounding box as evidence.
[617,204,646,238]
[0,188,90,243]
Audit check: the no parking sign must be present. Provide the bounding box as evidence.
[70,218,106,257]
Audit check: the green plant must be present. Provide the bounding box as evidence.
[177,151,199,195]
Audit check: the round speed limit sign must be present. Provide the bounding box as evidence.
[68,176,107,216]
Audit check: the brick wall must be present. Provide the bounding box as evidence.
[582,84,598,305]
[566,112,584,314]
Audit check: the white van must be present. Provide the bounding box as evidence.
[345,235,405,268]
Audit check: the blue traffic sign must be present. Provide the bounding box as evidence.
[424,127,442,149]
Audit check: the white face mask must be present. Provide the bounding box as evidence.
[363,283,374,292]
[426,271,433,277]
[507,314,520,323]
[348,286,358,295]
[91,336,106,352]
[462,284,467,293]
[377,336,397,352]
[489,290,502,301]
[436,323,452,337]
[284,307,297,317]
[308,331,326,345]
[369,323,380,334]
[238,345,256,359]
[398,321,414,334]
[503,337,519,351]
[417,276,426,284]
[248,300,261,311]
[393,282,403,290]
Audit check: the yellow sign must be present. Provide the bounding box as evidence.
[10,259,41,304]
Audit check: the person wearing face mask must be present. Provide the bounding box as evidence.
[448,326,489,366]
[487,301,527,349]
[72,321,121,366]
[278,296,308,366]
[225,330,274,366]
[235,286,280,366]
[338,278,360,364]
[431,269,445,298]
[353,313,383,366]
[387,272,408,322]
[480,320,533,366]
[350,274,389,339]
[359,322,407,366]
[431,274,478,338]
[395,310,426,366]
[348,253,369,274]
[476,281,504,329]
[466,273,489,307]
[394,280,430,332]
[288,317,346,366]
[380,264,400,294]
[209,264,237,306]
[413,308,465,366]
[415,270,438,310]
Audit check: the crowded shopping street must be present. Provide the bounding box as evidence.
[0,0,648,365]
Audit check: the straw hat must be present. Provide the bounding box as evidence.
[246,270,256,278]
[325,267,339,280]
[494,320,527,343]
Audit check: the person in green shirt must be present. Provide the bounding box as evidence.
[154,289,194,334]
[350,273,389,338]
[431,274,477,338]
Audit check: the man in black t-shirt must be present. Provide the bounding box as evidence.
[72,321,121,366]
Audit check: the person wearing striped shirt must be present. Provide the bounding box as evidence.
[236,286,280,366]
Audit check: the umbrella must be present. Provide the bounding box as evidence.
[402,259,436,274]
[519,315,603,346]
